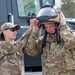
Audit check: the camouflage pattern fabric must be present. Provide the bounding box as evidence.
[0,29,31,75]
[26,24,75,75]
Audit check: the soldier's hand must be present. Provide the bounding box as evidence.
[30,18,39,33]
[60,11,66,25]
[36,36,44,43]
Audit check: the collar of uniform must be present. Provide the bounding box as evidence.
[10,40,14,44]
[46,34,56,42]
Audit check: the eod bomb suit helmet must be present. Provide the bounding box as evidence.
[36,5,60,24]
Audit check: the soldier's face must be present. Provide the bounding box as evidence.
[44,22,56,34]
[3,28,17,42]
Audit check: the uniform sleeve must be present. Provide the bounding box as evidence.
[25,31,42,56]
[0,29,32,59]
[60,24,75,49]
[0,41,18,59]
[17,29,32,50]
[0,41,20,53]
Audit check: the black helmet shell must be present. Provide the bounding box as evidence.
[36,5,60,24]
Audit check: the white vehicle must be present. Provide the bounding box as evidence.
[66,18,75,30]
[66,18,75,36]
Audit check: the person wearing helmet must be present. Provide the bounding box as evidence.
[25,6,75,75]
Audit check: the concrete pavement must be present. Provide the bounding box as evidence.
[25,72,42,75]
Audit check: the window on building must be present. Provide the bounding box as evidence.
[42,0,53,6]
[17,0,40,17]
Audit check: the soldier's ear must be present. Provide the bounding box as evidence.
[3,30,7,35]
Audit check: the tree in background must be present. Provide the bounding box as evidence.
[61,0,75,18]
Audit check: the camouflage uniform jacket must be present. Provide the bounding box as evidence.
[0,29,32,75]
[26,25,75,75]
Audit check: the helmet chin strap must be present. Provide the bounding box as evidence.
[41,28,61,54]
[45,24,61,43]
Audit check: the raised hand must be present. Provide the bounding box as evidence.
[30,18,40,33]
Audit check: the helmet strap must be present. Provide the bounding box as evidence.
[55,23,61,43]
[41,31,48,54]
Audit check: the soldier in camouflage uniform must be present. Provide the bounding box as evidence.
[0,22,32,75]
[25,6,75,75]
